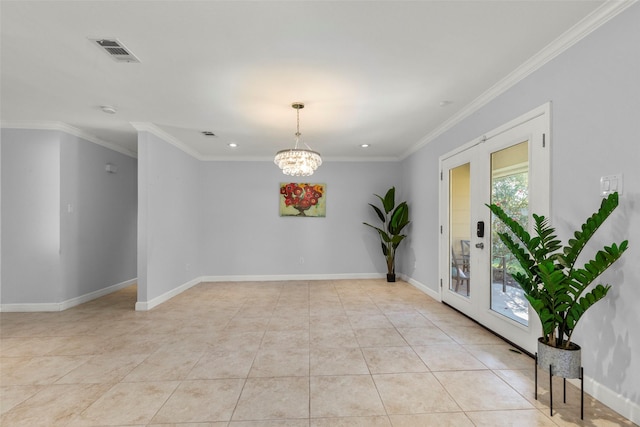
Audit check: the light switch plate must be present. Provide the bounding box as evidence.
[600,174,623,197]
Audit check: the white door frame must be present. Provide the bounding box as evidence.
[439,102,551,354]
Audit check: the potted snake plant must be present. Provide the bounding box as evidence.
[487,192,628,378]
[363,187,410,282]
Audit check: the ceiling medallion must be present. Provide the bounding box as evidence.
[274,103,322,176]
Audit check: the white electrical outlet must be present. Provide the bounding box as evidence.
[600,174,623,197]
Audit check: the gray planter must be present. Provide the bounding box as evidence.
[537,338,581,379]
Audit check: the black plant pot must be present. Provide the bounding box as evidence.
[386,273,396,282]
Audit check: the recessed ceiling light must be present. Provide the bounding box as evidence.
[360,144,370,148]
[228,143,238,148]
[201,131,216,136]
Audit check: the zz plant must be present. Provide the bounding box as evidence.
[363,187,410,279]
[488,192,628,349]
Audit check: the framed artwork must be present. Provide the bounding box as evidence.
[279,182,326,217]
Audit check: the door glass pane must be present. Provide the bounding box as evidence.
[450,163,471,297]
[490,141,529,325]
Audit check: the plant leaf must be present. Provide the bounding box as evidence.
[383,187,395,214]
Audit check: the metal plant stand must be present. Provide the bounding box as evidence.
[535,353,584,420]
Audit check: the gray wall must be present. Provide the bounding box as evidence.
[138,133,401,297]
[198,160,400,277]
[60,133,138,301]
[1,130,62,303]
[1,129,137,306]
[137,131,201,302]
[401,2,639,408]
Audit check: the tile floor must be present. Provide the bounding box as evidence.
[0,279,635,426]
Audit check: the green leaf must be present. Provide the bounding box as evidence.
[383,187,395,214]
[369,203,385,223]
[389,202,410,235]
[563,192,620,270]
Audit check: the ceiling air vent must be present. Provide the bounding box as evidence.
[89,38,140,63]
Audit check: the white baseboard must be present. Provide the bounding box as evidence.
[135,276,201,311]
[0,278,136,312]
[401,274,441,302]
[200,273,384,283]
[578,375,640,425]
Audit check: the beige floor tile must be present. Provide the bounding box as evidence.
[310,415,391,426]
[261,330,310,349]
[413,343,487,371]
[310,348,369,376]
[149,423,227,426]
[353,328,407,347]
[0,336,66,357]
[56,353,148,384]
[436,324,506,345]
[309,305,346,317]
[250,348,310,377]
[213,331,265,351]
[101,333,169,355]
[343,308,383,318]
[388,412,474,427]
[361,346,428,374]
[347,314,394,329]
[494,368,587,410]
[310,328,359,348]
[494,369,550,409]
[372,372,460,414]
[542,405,637,426]
[233,377,310,420]
[434,370,533,411]
[152,379,245,423]
[384,312,434,328]
[268,315,310,331]
[48,334,123,356]
[84,318,146,337]
[188,349,257,379]
[0,355,90,385]
[230,420,309,427]
[310,375,385,418]
[466,409,558,426]
[396,326,456,346]
[1,281,633,426]
[310,315,352,330]
[67,380,179,426]
[1,383,111,427]
[0,385,43,415]
[159,332,223,353]
[225,317,271,332]
[123,349,204,381]
[464,344,533,370]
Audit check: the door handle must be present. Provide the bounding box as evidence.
[475,242,484,249]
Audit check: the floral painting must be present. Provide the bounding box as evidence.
[279,183,326,217]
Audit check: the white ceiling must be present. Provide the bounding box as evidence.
[1,1,616,160]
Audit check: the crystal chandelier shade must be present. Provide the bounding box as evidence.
[274,103,322,176]
[274,148,322,177]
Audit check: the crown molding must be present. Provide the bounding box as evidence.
[130,122,204,160]
[197,154,400,162]
[402,0,638,160]
[1,121,138,158]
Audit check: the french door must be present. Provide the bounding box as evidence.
[440,104,550,354]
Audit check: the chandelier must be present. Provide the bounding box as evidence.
[274,103,322,176]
